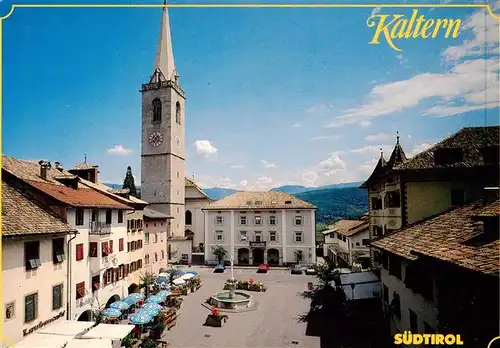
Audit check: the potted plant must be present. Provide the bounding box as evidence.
[121,334,133,347]
[149,322,166,340]
[205,308,228,327]
[141,339,159,348]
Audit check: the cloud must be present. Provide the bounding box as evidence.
[301,171,319,187]
[305,104,335,115]
[358,158,379,174]
[231,164,245,169]
[350,144,393,156]
[239,180,248,187]
[261,160,277,169]
[442,6,500,63]
[326,58,499,127]
[193,140,217,158]
[364,133,394,142]
[292,122,302,128]
[317,153,346,176]
[396,54,408,65]
[410,143,435,156]
[371,7,381,16]
[310,135,341,141]
[107,145,132,156]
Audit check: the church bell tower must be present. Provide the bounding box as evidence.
[141,0,186,239]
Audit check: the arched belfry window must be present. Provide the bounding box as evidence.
[185,210,192,225]
[175,101,181,125]
[152,98,162,122]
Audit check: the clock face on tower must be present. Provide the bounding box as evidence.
[175,136,181,148]
[149,131,164,147]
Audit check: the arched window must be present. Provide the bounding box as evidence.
[152,98,162,122]
[175,101,181,125]
[185,210,192,225]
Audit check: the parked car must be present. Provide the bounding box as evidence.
[305,268,317,275]
[213,263,225,273]
[291,265,303,275]
[257,264,270,273]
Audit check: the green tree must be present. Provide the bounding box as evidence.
[139,272,156,298]
[122,166,137,197]
[212,245,228,264]
[315,223,330,244]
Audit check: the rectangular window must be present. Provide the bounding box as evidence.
[240,216,247,225]
[215,216,223,225]
[295,232,303,243]
[371,197,383,210]
[385,190,401,208]
[362,239,369,246]
[24,293,38,323]
[294,216,302,226]
[92,275,100,292]
[52,238,65,263]
[119,238,124,251]
[91,209,99,222]
[118,210,123,223]
[216,231,223,241]
[119,264,124,279]
[106,210,112,224]
[451,189,465,206]
[255,232,262,242]
[127,220,131,230]
[409,309,418,333]
[76,282,85,299]
[269,231,277,242]
[89,242,98,257]
[154,234,158,243]
[75,244,84,261]
[269,216,276,225]
[240,231,247,242]
[145,233,149,244]
[75,208,84,226]
[25,241,41,270]
[254,216,262,225]
[109,240,114,254]
[383,284,389,303]
[102,242,109,257]
[52,284,63,310]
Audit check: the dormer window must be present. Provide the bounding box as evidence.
[433,148,463,165]
[255,201,263,205]
[285,200,292,204]
[464,216,499,246]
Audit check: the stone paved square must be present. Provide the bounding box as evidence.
[165,267,320,348]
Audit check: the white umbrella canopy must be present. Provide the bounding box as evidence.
[173,278,185,285]
[181,273,194,280]
[158,273,170,278]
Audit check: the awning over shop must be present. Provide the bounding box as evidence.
[37,320,95,337]
[65,338,114,348]
[81,323,134,340]
[13,333,70,348]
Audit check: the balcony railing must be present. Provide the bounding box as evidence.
[90,221,112,235]
[249,241,266,248]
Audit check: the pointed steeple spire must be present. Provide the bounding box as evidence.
[387,131,407,168]
[154,0,176,82]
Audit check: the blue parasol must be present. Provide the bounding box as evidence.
[142,303,161,311]
[186,271,198,276]
[146,295,163,304]
[110,301,130,310]
[128,293,145,300]
[156,276,169,284]
[140,307,161,317]
[123,297,137,306]
[156,290,170,299]
[102,308,122,318]
[129,311,153,325]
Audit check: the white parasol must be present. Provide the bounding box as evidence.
[181,273,194,280]
[173,278,186,285]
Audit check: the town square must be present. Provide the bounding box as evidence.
[2,1,500,347]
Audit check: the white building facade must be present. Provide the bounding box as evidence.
[203,192,317,266]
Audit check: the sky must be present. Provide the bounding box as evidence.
[3,0,500,190]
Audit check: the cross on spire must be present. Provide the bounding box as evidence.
[396,131,400,144]
[84,154,87,163]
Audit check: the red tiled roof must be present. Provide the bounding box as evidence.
[371,200,500,275]
[26,180,132,209]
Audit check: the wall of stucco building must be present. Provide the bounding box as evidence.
[144,217,168,275]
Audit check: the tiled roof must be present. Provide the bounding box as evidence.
[27,180,132,209]
[371,199,500,275]
[185,177,212,200]
[324,219,368,237]
[394,126,499,171]
[203,191,316,210]
[2,155,132,209]
[78,178,148,206]
[144,207,171,219]
[71,162,96,170]
[2,180,76,237]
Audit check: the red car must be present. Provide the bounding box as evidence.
[257,264,270,273]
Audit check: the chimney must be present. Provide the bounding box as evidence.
[38,160,51,180]
[90,165,99,183]
[483,187,499,202]
[54,162,64,172]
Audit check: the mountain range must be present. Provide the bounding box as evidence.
[104,181,368,224]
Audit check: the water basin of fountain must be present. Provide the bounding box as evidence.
[210,291,252,310]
